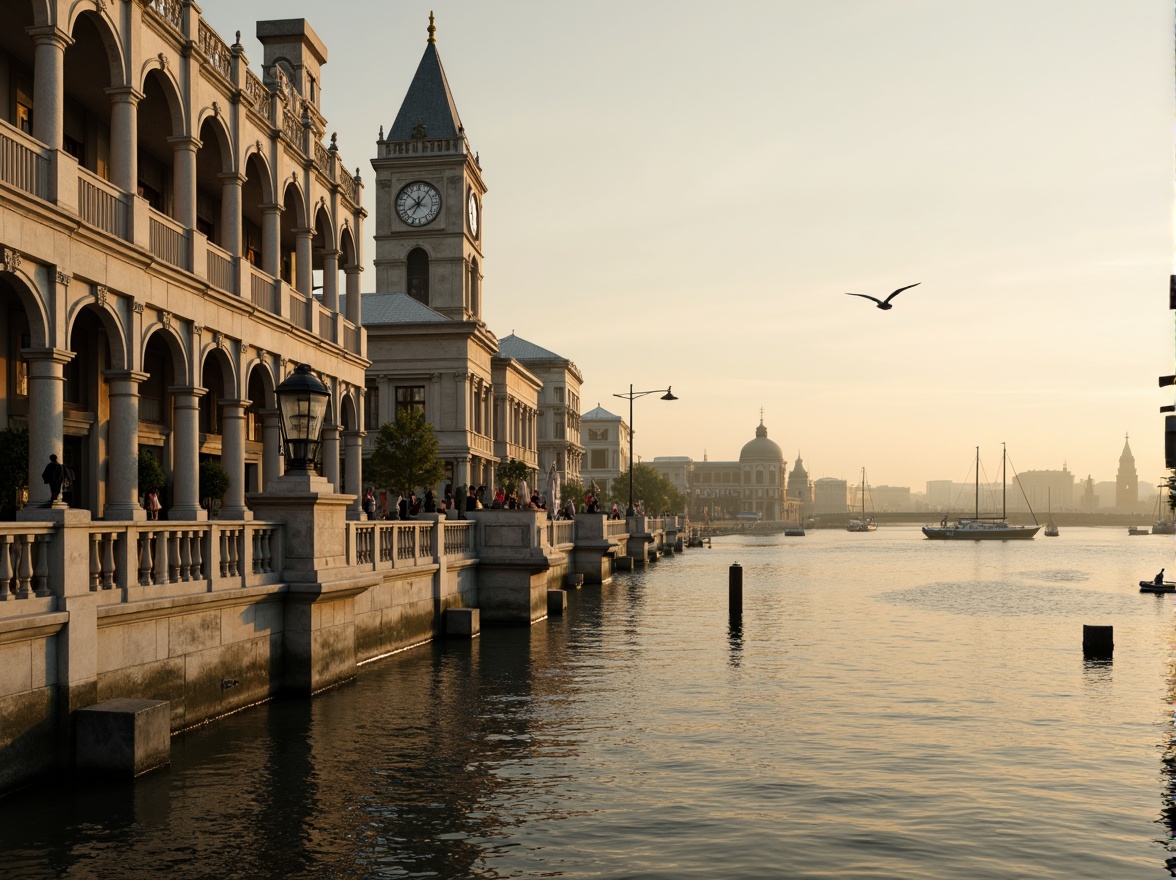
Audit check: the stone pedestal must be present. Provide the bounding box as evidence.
[547,589,566,616]
[75,698,170,777]
[468,509,565,624]
[445,607,480,637]
[247,471,374,695]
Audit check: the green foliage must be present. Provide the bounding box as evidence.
[608,463,686,515]
[138,450,167,495]
[561,481,586,509]
[367,409,445,496]
[0,426,29,520]
[199,460,231,507]
[497,458,532,497]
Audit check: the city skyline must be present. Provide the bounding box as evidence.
[199,0,1174,489]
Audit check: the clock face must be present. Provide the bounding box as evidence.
[395,181,442,227]
[467,191,479,237]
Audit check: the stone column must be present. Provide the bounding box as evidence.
[103,370,150,521]
[343,430,364,519]
[106,87,142,194]
[344,264,361,324]
[261,408,283,488]
[28,27,70,150]
[219,399,251,520]
[293,227,313,295]
[219,171,245,263]
[168,135,200,230]
[22,349,73,507]
[321,248,339,311]
[261,204,282,278]
[169,386,206,521]
[321,423,340,492]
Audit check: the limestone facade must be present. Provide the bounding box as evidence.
[0,4,368,521]
[580,404,629,496]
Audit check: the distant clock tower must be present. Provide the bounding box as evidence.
[371,13,486,321]
[1116,433,1138,511]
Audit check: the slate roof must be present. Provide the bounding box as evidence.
[497,333,564,361]
[358,292,451,325]
[388,42,464,141]
[582,405,620,420]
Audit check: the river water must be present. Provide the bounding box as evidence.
[3,526,1176,879]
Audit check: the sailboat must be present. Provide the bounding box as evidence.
[921,445,1040,540]
[1043,488,1059,537]
[846,467,877,532]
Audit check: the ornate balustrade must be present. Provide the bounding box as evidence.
[0,122,49,200]
[604,520,629,538]
[348,520,474,571]
[206,241,235,293]
[148,208,187,269]
[197,19,232,81]
[0,526,56,605]
[78,168,128,239]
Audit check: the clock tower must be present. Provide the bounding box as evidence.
[371,14,486,321]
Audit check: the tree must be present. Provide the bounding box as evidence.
[561,480,587,510]
[367,409,445,497]
[0,426,29,521]
[497,458,532,497]
[608,463,686,515]
[138,450,166,496]
[199,460,231,511]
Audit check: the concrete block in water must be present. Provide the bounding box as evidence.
[547,589,567,615]
[1083,624,1113,656]
[565,573,584,589]
[75,698,170,777]
[445,607,480,637]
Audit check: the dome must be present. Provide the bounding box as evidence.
[739,420,783,462]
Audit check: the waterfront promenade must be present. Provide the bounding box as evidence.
[0,509,684,793]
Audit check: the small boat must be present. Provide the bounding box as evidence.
[922,445,1040,540]
[1153,484,1176,534]
[1139,580,1176,593]
[846,467,878,532]
[1128,526,1149,536]
[784,526,806,537]
[1043,489,1059,537]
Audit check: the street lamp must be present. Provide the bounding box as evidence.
[612,384,677,516]
[275,364,330,474]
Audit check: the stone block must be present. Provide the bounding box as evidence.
[547,589,567,616]
[564,573,584,589]
[445,607,480,637]
[76,698,170,777]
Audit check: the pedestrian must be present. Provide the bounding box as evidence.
[363,488,376,519]
[611,502,620,520]
[398,493,409,520]
[41,454,66,503]
[424,488,437,513]
[146,489,162,520]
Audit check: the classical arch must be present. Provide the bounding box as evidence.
[0,267,49,349]
[140,322,190,384]
[340,387,359,432]
[65,7,127,90]
[65,294,127,370]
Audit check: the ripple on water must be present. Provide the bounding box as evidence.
[879,579,1146,617]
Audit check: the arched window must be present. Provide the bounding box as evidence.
[407,248,429,305]
[468,257,479,315]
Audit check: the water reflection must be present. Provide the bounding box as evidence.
[728,615,743,667]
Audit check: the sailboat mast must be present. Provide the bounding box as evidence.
[1002,442,1007,521]
[974,447,979,520]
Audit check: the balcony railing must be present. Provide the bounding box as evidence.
[206,242,234,293]
[289,289,308,329]
[317,306,335,343]
[78,168,128,239]
[0,123,48,200]
[149,208,187,269]
[250,264,275,313]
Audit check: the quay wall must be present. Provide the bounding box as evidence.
[0,512,680,793]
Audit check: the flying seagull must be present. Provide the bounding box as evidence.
[844,282,920,310]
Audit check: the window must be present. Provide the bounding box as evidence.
[407,248,429,304]
[590,449,608,469]
[365,384,379,429]
[554,386,564,403]
[396,385,425,418]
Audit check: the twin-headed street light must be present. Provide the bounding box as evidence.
[612,384,677,516]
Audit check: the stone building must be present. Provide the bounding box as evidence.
[812,477,849,516]
[0,4,368,520]
[497,334,583,488]
[580,404,629,496]
[787,453,812,516]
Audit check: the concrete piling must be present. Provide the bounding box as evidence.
[729,563,742,616]
[1082,624,1113,657]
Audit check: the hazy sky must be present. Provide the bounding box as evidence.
[199,0,1174,491]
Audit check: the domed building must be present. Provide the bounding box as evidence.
[739,418,785,520]
[676,415,799,522]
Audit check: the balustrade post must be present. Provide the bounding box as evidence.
[0,535,12,599]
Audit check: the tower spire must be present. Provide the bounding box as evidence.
[427,11,436,44]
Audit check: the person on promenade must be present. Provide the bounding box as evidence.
[363,488,376,519]
[610,502,620,520]
[146,489,162,520]
[467,485,479,511]
[493,487,505,509]
[41,454,67,503]
[424,488,436,513]
[397,493,409,520]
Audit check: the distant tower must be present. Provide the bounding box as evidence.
[787,452,812,507]
[1116,433,1138,511]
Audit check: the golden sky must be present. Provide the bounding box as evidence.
[199,0,1174,491]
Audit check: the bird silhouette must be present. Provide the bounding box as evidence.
[844,282,920,310]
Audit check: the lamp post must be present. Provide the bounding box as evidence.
[612,384,677,516]
[275,363,331,475]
